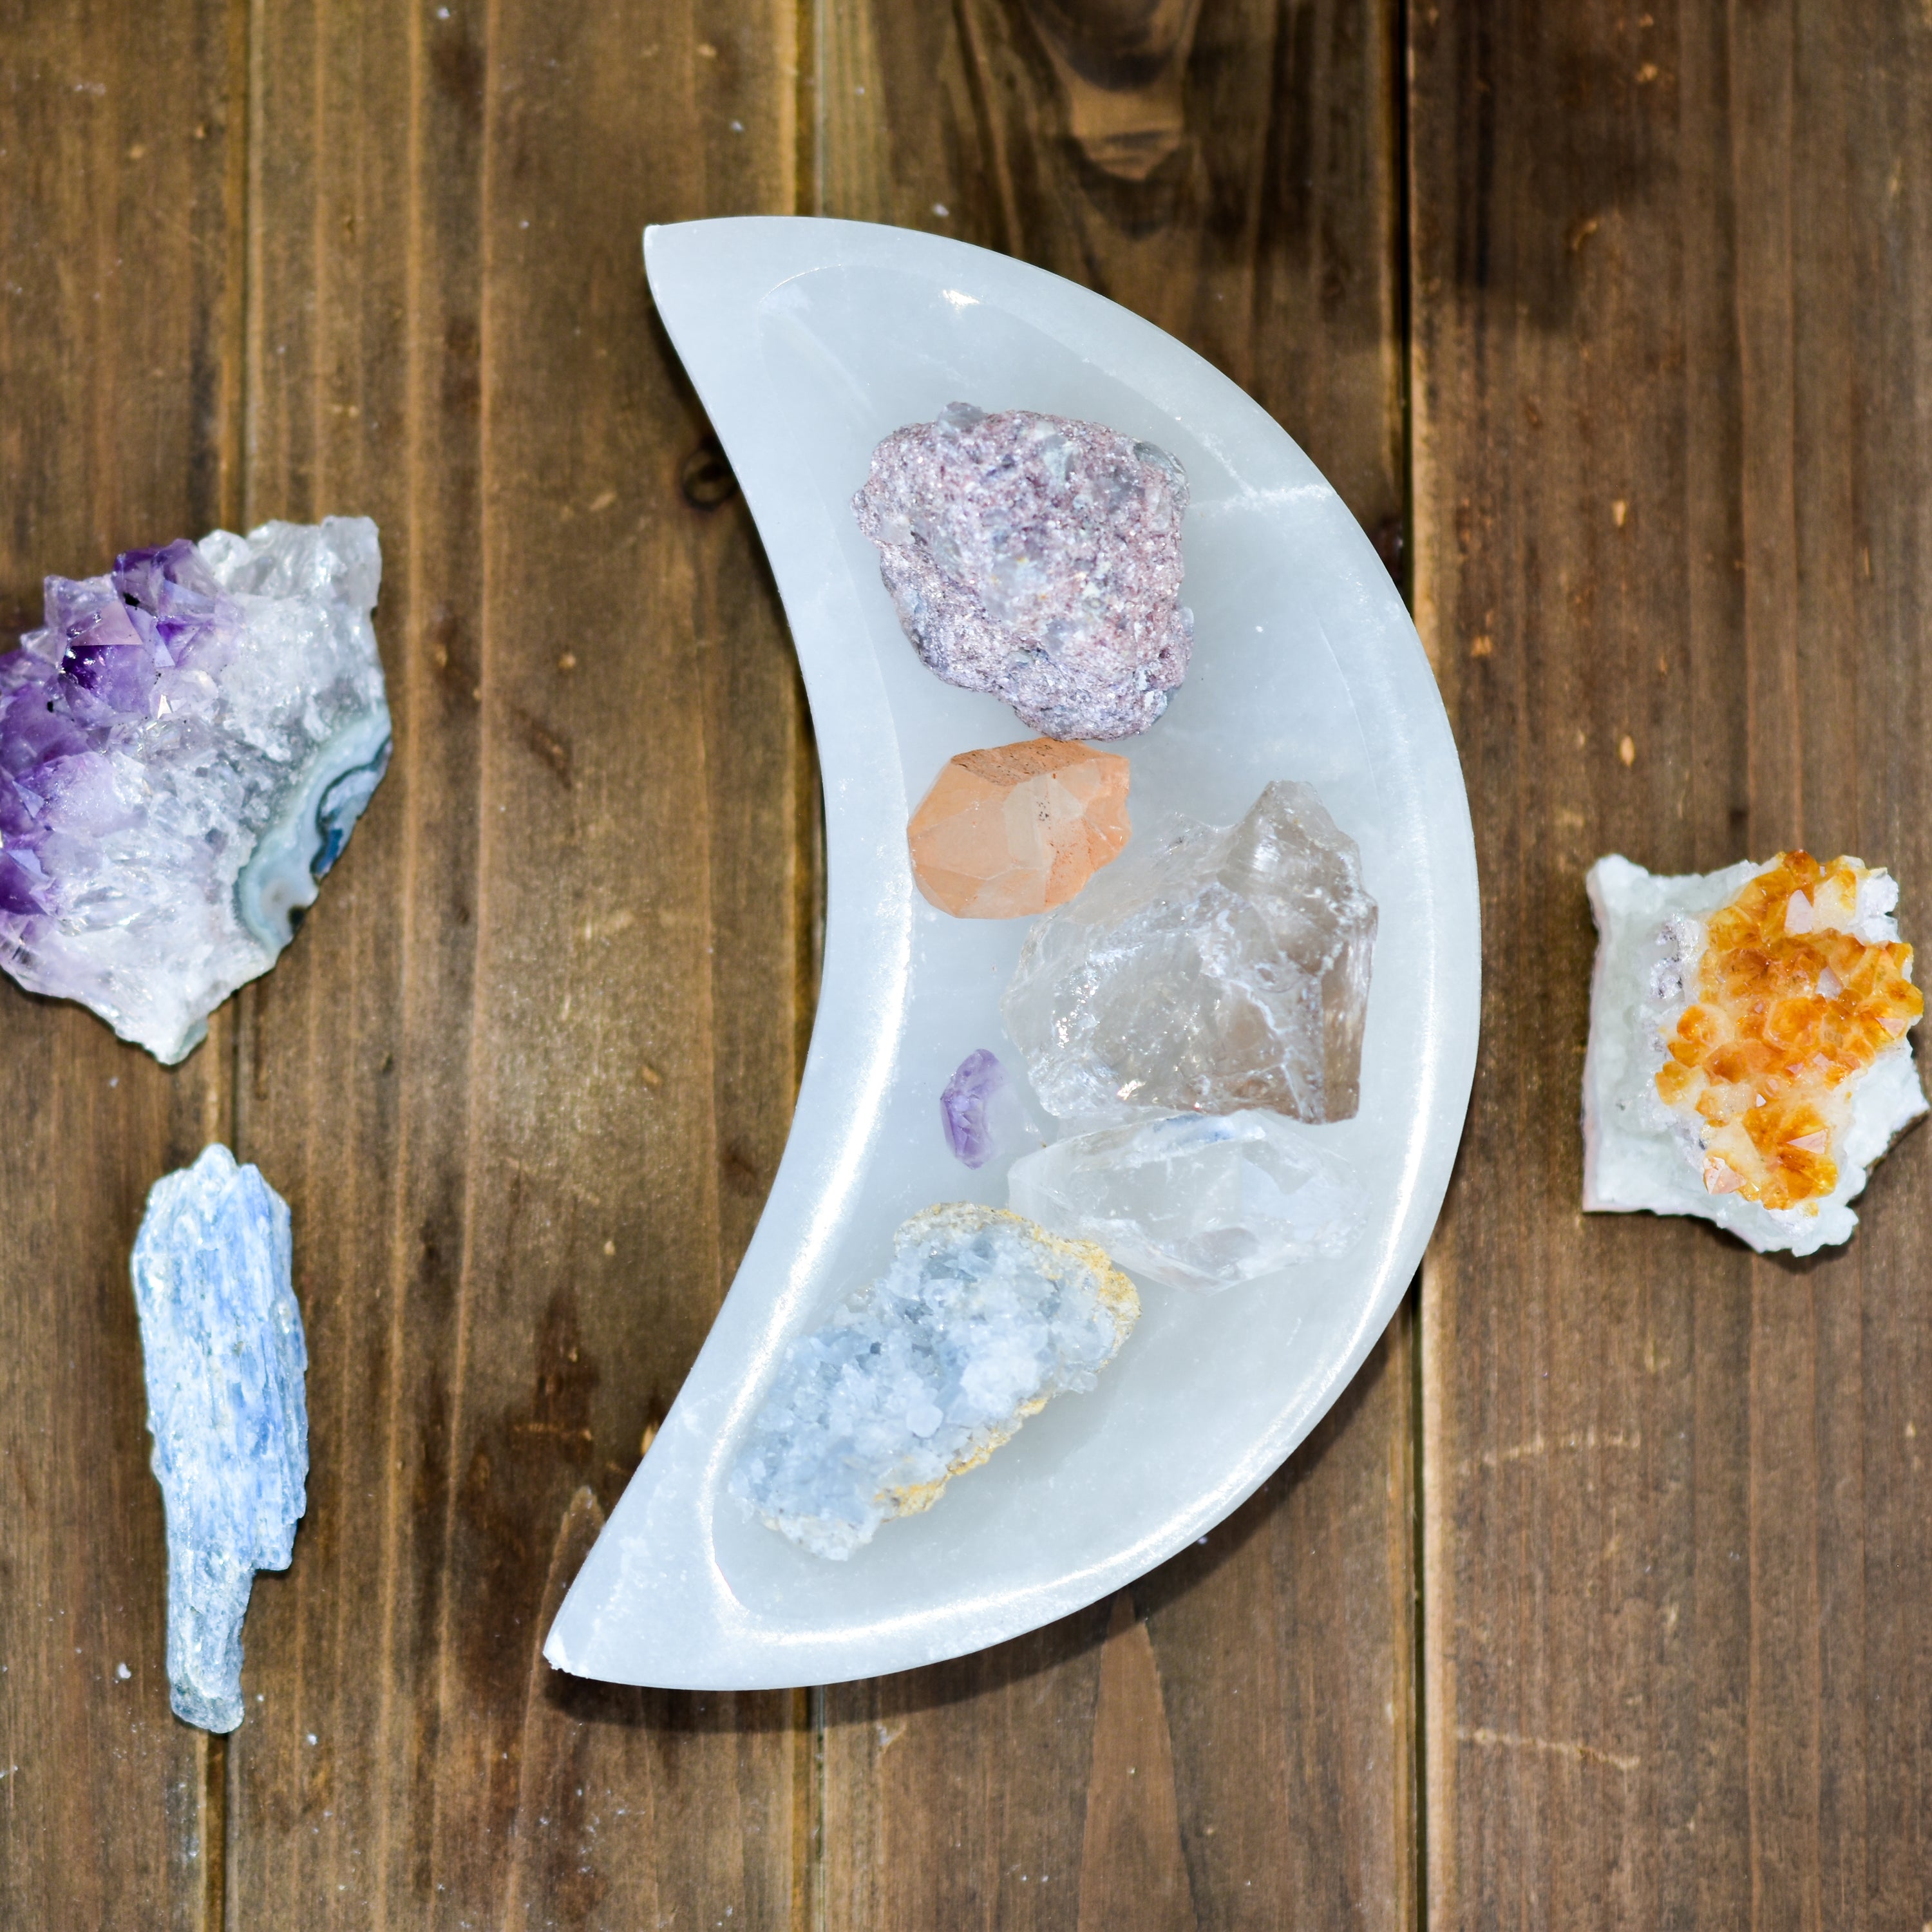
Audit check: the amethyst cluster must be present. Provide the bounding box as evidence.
[0,517,390,1062]
[853,404,1193,741]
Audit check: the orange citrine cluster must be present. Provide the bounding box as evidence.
[1655,852,1922,1210]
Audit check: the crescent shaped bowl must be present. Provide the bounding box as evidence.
[544,216,1480,1690]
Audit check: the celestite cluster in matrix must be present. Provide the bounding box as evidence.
[729,1204,1139,1558]
[0,516,391,1063]
[131,1145,308,1734]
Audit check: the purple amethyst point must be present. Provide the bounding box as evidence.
[940,1048,1009,1169]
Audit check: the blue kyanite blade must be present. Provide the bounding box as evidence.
[130,1144,308,1734]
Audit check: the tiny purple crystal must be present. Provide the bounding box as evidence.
[941,1048,1009,1168]
[852,404,1193,741]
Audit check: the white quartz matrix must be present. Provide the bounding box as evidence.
[728,1204,1139,1558]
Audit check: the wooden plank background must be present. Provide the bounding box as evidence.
[0,1,1926,1927]
[1414,5,1932,1927]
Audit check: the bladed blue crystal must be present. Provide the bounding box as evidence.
[130,1145,308,1733]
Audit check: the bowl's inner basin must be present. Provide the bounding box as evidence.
[701,260,1427,1633]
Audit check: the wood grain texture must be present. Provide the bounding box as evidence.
[0,2,244,1926]
[1413,2,1932,1924]
[815,0,1405,536]
[220,0,813,1924]
[37,3,1932,1926]
[812,3,1417,1926]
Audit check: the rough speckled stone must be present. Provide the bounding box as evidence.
[853,403,1191,740]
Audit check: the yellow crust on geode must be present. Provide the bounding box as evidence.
[872,1204,1139,1520]
[900,1202,1141,1331]
[1654,851,1922,1209]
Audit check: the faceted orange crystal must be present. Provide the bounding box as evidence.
[908,738,1131,919]
[1655,851,1923,1209]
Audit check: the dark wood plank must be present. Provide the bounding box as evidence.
[1413,2,1932,1923]
[0,2,245,1926]
[223,1,813,1922]
[813,4,1416,1926]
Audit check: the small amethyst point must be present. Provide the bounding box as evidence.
[941,1048,1009,1168]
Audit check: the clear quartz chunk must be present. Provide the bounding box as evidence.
[1002,779,1377,1124]
[130,1146,308,1734]
[727,1204,1138,1559]
[0,517,391,1063]
[1008,1111,1364,1293]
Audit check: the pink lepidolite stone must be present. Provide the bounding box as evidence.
[853,404,1192,741]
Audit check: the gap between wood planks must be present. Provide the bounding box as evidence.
[1391,4,1425,1926]
[207,0,254,1926]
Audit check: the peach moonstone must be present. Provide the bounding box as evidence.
[908,739,1131,919]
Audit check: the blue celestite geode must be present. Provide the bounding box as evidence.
[0,517,390,1063]
[728,1203,1139,1558]
[130,1144,308,1733]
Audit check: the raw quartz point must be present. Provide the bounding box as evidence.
[0,518,391,1063]
[131,1146,308,1733]
[1003,779,1378,1124]
[909,737,1131,918]
[940,1047,1032,1168]
[727,1203,1138,1559]
[852,403,1193,741]
[1008,1111,1365,1293]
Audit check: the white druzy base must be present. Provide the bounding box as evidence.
[1583,854,1926,1255]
